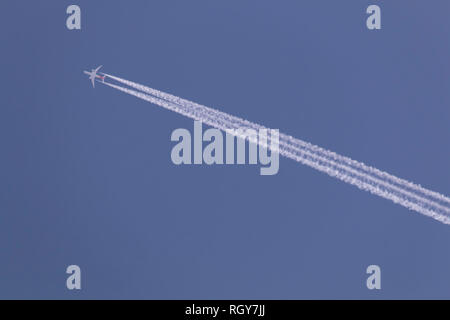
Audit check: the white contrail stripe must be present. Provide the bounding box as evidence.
[100,80,450,225]
[102,75,450,215]
[103,73,450,207]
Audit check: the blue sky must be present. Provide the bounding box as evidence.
[0,1,449,299]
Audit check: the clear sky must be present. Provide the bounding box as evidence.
[1,0,449,299]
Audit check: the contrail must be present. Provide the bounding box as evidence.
[98,76,450,225]
[103,74,450,207]
[103,74,450,212]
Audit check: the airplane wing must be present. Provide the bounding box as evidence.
[91,77,95,88]
[94,65,103,73]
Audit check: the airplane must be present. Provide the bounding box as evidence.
[83,65,105,88]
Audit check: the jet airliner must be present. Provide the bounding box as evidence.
[83,65,105,88]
